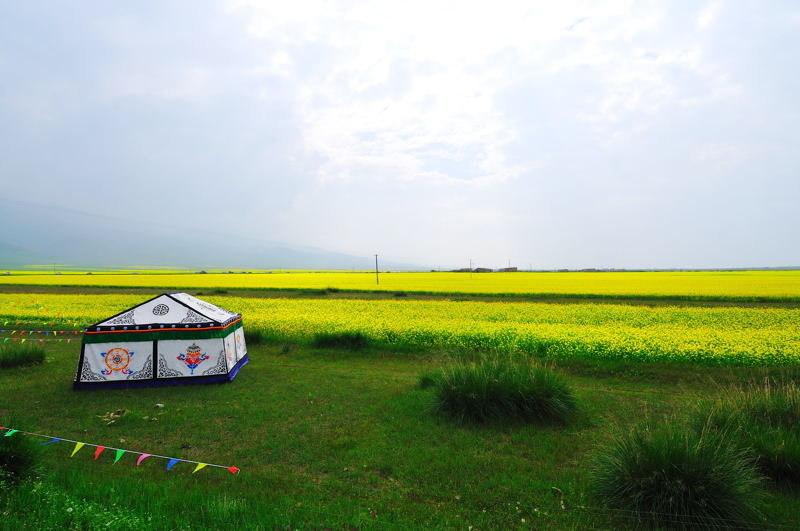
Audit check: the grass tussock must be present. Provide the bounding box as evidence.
[590,420,765,529]
[244,329,263,345]
[430,356,577,423]
[418,371,440,389]
[698,379,800,485]
[312,331,370,350]
[0,433,40,484]
[0,344,46,369]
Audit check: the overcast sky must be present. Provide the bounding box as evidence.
[1,1,798,269]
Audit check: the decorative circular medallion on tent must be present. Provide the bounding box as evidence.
[100,347,135,375]
[152,304,170,316]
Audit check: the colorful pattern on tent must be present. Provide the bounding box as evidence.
[100,347,135,375]
[177,343,209,374]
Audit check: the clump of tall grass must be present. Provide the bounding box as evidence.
[418,371,440,389]
[0,432,41,484]
[0,344,46,369]
[430,356,577,423]
[697,379,800,485]
[590,419,765,528]
[312,331,370,351]
[244,329,263,345]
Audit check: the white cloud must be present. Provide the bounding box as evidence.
[696,1,720,29]
[230,0,746,187]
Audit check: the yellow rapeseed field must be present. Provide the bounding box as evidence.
[0,270,798,300]
[2,293,798,366]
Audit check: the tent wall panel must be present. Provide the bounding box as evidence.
[223,333,237,371]
[234,327,247,361]
[156,338,225,378]
[80,341,153,382]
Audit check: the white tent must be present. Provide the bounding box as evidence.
[74,293,248,389]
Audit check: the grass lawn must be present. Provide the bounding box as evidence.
[1,338,799,529]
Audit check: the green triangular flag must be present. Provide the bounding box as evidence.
[113,449,125,464]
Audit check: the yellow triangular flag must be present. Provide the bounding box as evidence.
[192,463,208,474]
[70,442,85,457]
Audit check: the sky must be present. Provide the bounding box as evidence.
[1,0,798,269]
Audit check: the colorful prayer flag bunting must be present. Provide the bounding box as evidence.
[0,427,237,475]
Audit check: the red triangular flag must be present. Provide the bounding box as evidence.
[94,446,106,460]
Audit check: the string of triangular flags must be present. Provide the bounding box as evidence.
[1,330,82,335]
[1,426,239,475]
[2,337,78,343]
[1,329,83,343]
[0,320,83,328]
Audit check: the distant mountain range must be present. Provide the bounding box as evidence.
[0,198,406,270]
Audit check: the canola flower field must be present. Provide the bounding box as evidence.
[1,270,800,300]
[2,293,799,366]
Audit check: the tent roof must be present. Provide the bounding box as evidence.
[88,293,240,331]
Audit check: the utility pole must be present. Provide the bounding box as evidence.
[469,258,472,280]
[374,254,379,285]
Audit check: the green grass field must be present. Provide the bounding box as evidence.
[1,276,799,528]
[2,340,799,529]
